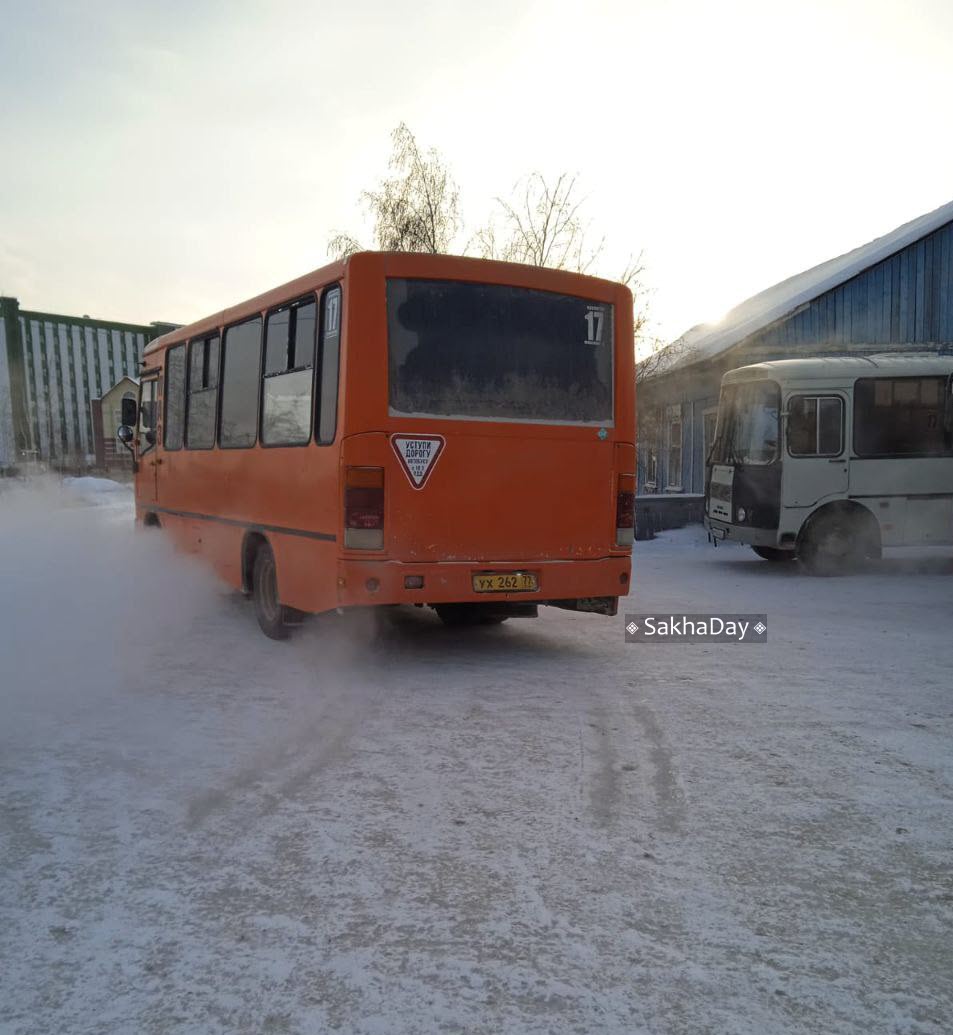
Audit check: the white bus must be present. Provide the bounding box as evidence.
[704,354,953,574]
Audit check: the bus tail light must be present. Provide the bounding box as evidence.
[345,466,384,549]
[616,474,636,547]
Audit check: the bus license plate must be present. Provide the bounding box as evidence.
[472,572,538,593]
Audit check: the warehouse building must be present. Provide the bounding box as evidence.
[638,199,953,495]
[0,297,175,471]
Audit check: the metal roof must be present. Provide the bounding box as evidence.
[673,198,953,368]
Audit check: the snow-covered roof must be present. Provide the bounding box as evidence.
[671,198,953,368]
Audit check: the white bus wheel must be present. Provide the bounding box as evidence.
[797,510,867,576]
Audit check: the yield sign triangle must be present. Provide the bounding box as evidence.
[391,435,446,489]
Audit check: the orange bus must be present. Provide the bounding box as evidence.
[124,253,635,638]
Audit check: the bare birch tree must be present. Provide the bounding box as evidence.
[328,123,461,258]
[474,172,649,340]
[473,173,600,272]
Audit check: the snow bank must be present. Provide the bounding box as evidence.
[62,475,131,496]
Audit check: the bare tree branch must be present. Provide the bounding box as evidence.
[635,336,697,384]
[329,123,461,258]
[474,173,608,274]
[326,232,363,261]
[473,172,653,368]
[620,251,650,341]
[329,141,654,356]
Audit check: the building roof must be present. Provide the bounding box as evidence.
[97,375,139,402]
[0,296,161,335]
[672,198,953,368]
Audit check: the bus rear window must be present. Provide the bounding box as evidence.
[386,279,614,424]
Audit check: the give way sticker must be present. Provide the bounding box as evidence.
[391,434,446,489]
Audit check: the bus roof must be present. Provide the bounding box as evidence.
[143,257,346,359]
[142,252,628,360]
[722,352,953,384]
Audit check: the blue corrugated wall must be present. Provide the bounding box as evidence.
[749,220,953,349]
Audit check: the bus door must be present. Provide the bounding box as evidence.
[137,373,160,507]
[782,392,848,507]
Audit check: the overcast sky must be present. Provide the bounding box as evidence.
[2,0,952,342]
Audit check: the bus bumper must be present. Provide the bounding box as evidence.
[704,516,780,547]
[336,555,632,611]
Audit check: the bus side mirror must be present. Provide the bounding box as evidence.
[121,397,138,427]
[117,423,139,471]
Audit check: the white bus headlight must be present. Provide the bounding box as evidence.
[736,506,747,523]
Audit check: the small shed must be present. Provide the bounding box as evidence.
[91,377,139,469]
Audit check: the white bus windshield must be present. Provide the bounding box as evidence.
[710,381,780,465]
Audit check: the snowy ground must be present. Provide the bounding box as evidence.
[1,481,952,1035]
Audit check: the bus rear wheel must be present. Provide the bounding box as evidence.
[253,543,292,640]
[752,546,795,562]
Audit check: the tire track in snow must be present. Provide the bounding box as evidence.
[184,695,367,830]
[183,621,382,831]
[626,690,685,836]
[576,683,684,835]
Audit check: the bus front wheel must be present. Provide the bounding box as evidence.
[253,542,292,640]
[797,508,878,576]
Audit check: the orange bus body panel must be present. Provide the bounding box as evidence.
[135,253,635,618]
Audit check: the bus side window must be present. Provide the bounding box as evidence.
[219,318,262,449]
[317,286,341,445]
[788,395,842,457]
[262,299,316,445]
[186,335,220,449]
[139,379,157,453]
[164,344,186,450]
[855,377,949,457]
